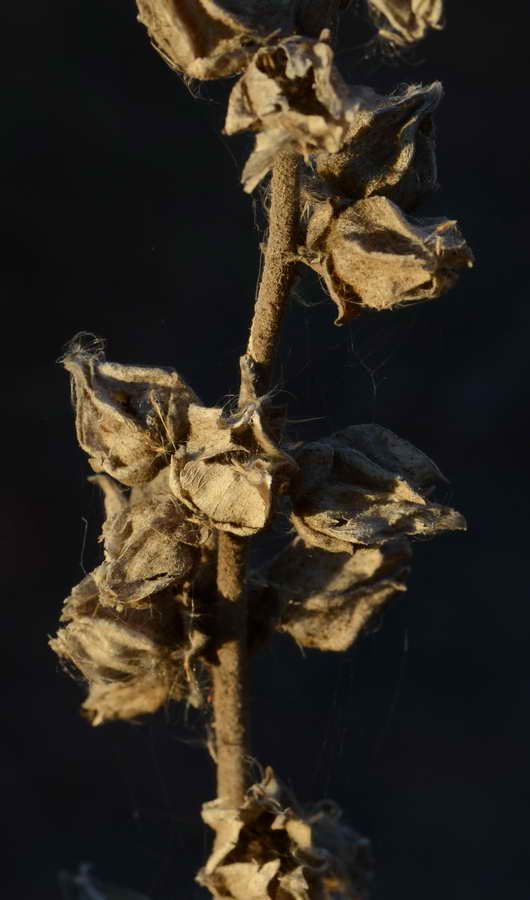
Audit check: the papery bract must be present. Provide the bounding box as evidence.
[225,35,365,191]
[290,424,466,550]
[300,195,473,323]
[368,0,444,45]
[314,81,442,209]
[63,340,198,485]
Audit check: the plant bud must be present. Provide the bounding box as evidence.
[262,536,410,651]
[197,767,372,899]
[63,339,199,486]
[225,36,366,192]
[314,81,442,209]
[368,0,444,45]
[170,401,295,536]
[301,195,473,323]
[290,424,466,551]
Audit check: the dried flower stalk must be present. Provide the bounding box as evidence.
[52,1,473,895]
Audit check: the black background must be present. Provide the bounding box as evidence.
[3,0,529,897]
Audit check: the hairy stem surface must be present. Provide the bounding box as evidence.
[246,151,300,396]
[212,532,249,807]
[212,152,300,808]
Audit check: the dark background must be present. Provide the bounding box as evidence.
[3,0,529,897]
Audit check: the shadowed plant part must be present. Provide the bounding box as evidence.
[63,338,198,486]
[169,399,296,536]
[259,536,410,650]
[289,424,466,551]
[197,768,372,899]
[313,81,442,210]
[90,471,209,609]
[135,0,351,81]
[225,35,368,192]
[300,195,473,322]
[367,0,444,45]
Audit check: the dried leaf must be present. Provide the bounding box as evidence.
[170,401,295,536]
[263,537,410,650]
[314,81,442,209]
[301,195,473,323]
[368,0,444,44]
[290,424,466,550]
[63,337,198,485]
[197,768,372,899]
[225,36,366,192]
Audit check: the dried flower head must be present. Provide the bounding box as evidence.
[225,35,365,192]
[314,81,442,210]
[50,474,211,723]
[197,768,372,899]
[92,471,209,609]
[170,399,295,536]
[135,1,351,81]
[50,575,196,725]
[63,338,198,486]
[300,195,473,323]
[290,424,466,552]
[261,536,410,651]
[368,0,444,45]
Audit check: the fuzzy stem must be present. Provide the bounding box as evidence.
[246,151,300,396]
[212,532,249,807]
[212,153,300,808]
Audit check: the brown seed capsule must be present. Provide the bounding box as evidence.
[314,81,442,210]
[51,473,212,723]
[197,768,372,899]
[300,195,473,323]
[368,0,444,45]
[135,1,351,81]
[63,338,199,485]
[262,536,410,651]
[290,423,466,551]
[170,400,296,536]
[225,35,366,192]
[50,579,193,725]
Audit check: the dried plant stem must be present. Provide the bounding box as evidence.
[246,150,300,395]
[212,532,249,807]
[212,154,300,807]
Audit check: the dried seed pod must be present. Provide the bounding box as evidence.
[314,81,442,209]
[91,472,209,609]
[50,582,194,725]
[197,768,372,899]
[368,0,444,45]
[290,424,466,552]
[225,35,365,192]
[301,195,473,323]
[261,536,410,651]
[63,338,199,486]
[135,1,351,82]
[51,475,212,723]
[170,401,296,536]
